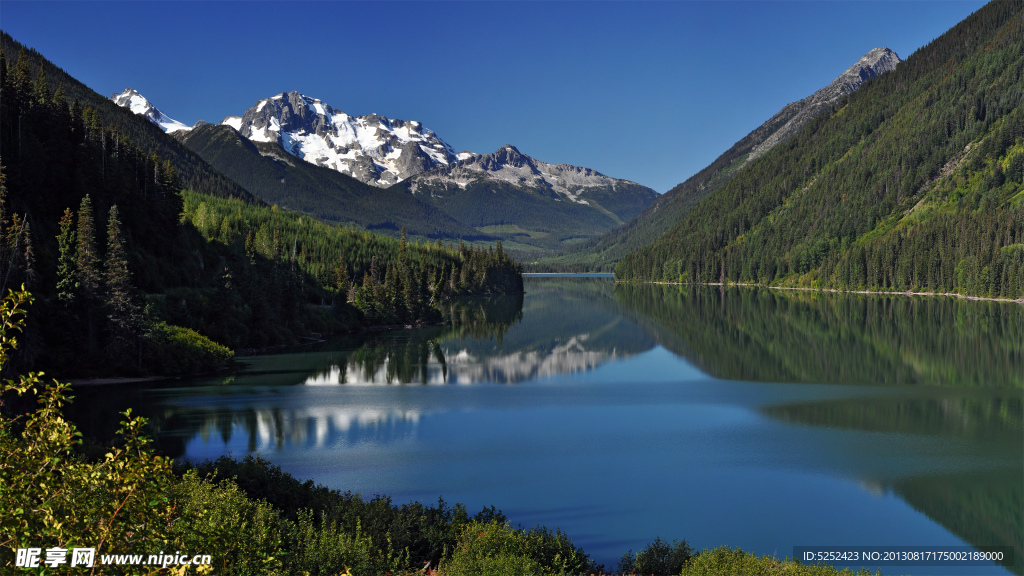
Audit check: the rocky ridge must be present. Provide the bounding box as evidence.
[746,47,902,162]
[407,144,647,205]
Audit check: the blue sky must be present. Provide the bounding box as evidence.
[3,1,986,192]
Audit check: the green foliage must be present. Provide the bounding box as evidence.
[0,168,36,296]
[679,547,878,576]
[283,511,385,576]
[177,455,505,572]
[179,192,523,329]
[616,1,1024,300]
[170,471,285,575]
[55,208,76,307]
[103,204,141,363]
[142,321,233,375]
[440,520,592,576]
[0,288,177,572]
[617,536,694,576]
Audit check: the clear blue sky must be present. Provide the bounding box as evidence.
[2,1,986,192]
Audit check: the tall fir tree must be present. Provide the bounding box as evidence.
[103,205,139,365]
[76,194,100,353]
[56,208,77,308]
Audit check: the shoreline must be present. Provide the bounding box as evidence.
[69,376,171,387]
[614,279,1024,304]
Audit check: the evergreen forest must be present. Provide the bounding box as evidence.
[615,2,1024,299]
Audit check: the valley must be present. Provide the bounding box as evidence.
[1,1,1022,575]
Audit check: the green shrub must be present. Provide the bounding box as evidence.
[680,546,880,576]
[177,455,505,570]
[1,289,176,572]
[171,470,284,575]
[282,510,391,576]
[618,536,694,575]
[442,521,545,576]
[143,321,233,375]
[441,520,592,576]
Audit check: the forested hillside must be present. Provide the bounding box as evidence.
[616,1,1024,300]
[0,37,522,378]
[0,32,256,202]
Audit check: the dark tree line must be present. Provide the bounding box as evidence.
[181,191,523,329]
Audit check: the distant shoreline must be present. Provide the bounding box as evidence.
[523,273,614,277]
[615,280,1024,304]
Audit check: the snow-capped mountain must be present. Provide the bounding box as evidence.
[408,144,648,206]
[221,91,457,187]
[111,88,192,134]
[114,87,658,249]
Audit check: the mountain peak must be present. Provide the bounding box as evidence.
[220,92,457,187]
[830,47,902,94]
[111,88,192,134]
[746,47,901,162]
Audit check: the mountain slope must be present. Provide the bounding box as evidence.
[616,1,1024,300]
[399,144,658,255]
[0,32,256,203]
[176,124,489,239]
[535,47,902,271]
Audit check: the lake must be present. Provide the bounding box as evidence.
[70,276,1023,575]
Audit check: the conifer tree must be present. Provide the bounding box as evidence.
[76,195,100,353]
[76,195,100,300]
[56,208,77,307]
[104,205,139,363]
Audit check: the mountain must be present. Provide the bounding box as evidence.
[111,88,192,133]
[175,123,487,239]
[534,47,903,271]
[116,88,656,255]
[616,1,1024,300]
[216,92,657,254]
[401,144,659,254]
[221,91,457,187]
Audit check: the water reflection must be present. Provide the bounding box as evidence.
[614,283,1024,387]
[65,278,1022,575]
[293,277,657,386]
[184,405,422,451]
[761,390,1023,573]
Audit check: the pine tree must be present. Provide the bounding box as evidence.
[76,195,100,300]
[104,205,139,364]
[56,208,77,307]
[76,195,100,353]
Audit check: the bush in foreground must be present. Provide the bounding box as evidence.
[440,520,592,576]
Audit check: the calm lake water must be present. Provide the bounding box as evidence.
[71,276,1023,575]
